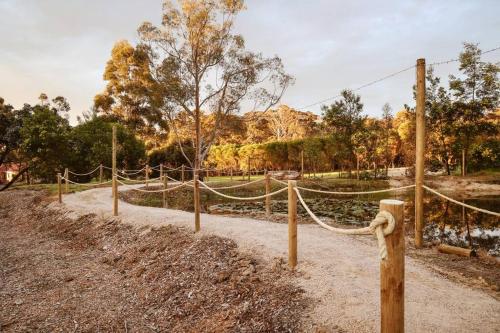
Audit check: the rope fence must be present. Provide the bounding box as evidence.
[67,165,101,176]
[60,164,499,218]
[294,186,395,260]
[198,180,287,200]
[116,179,191,193]
[116,174,162,183]
[423,185,500,217]
[61,177,113,186]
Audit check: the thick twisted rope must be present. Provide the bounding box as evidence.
[67,165,101,176]
[203,178,265,189]
[116,174,161,183]
[165,174,181,182]
[294,187,395,260]
[116,179,189,193]
[271,177,415,195]
[61,177,113,186]
[423,185,500,217]
[198,181,287,200]
[118,167,147,176]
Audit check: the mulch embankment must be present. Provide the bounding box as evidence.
[0,190,309,332]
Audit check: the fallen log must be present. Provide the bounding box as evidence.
[437,244,475,257]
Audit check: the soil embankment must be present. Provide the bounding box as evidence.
[0,190,308,332]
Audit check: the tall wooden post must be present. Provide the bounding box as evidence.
[300,150,304,180]
[247,156,251,181]
[265,172,271,217]
[230,168,233,181]
[415,58,426,248]
[288,180,297,269]
[160,164,163,183]
[112,125,118,216]
[181,164,185,183]
[356,155,360,181]
[461,149,466,177]
[57,172,62,203]
[380,199,405,333]
[145,164,149,188]
[163,171,168,208]
[194,173,201,232]
[64,168,69,193]
[99,164,103,183]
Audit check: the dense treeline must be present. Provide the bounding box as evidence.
[1,43,498,186]
[97,42,498,177]
[0,95,146,187]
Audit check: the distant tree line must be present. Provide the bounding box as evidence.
[0,94,145,189]
[96,41,498,177]
[1,43,497,186]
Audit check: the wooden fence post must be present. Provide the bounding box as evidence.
[64,168,69,193]
[57,173,62,203]
[247,156,251,181]
[163,171,168,208]
[415,58,426,248]
[99,164,103,183]
[356,155,360,181]
[380,199,405,333]
[160,164,163,183]
[194,173,200,232]
[288,180,297,269]
[265,172,271,217]
[145,164,149,188]
[112,124,118,216]
[181,164,185,183]
[300,150,304,180]
[230,168,233,181]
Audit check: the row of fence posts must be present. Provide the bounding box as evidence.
[56,168,405,332]
[56,57,430,332]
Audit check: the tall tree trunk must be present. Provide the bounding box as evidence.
[444,156,450,176]
[194,82,201,232]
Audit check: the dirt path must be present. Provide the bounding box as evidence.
[60,184,500,333]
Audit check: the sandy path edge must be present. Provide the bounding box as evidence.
[56,184,499,333]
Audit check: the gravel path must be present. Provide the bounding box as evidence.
[58,184,500,333]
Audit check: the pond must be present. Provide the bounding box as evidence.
[120,178,500,256]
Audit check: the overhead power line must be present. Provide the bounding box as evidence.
[429,45,500,66]
[299,45,500,110]
[298,65,415,110]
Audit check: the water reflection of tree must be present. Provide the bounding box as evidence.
[417,196,499,255]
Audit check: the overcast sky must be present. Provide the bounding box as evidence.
[1,0,499,123]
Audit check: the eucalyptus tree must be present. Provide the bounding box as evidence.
[137,0,292,224]
[322,89,366,175]
[449,43,499,175]
[426,67,454,175]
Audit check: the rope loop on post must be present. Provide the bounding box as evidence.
[369,211,395,236]
[294,187,395,260]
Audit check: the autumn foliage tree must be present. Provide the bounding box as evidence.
[94,40,168,148]
[137,0,292,222]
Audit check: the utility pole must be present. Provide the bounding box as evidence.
[415,58,426,248]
